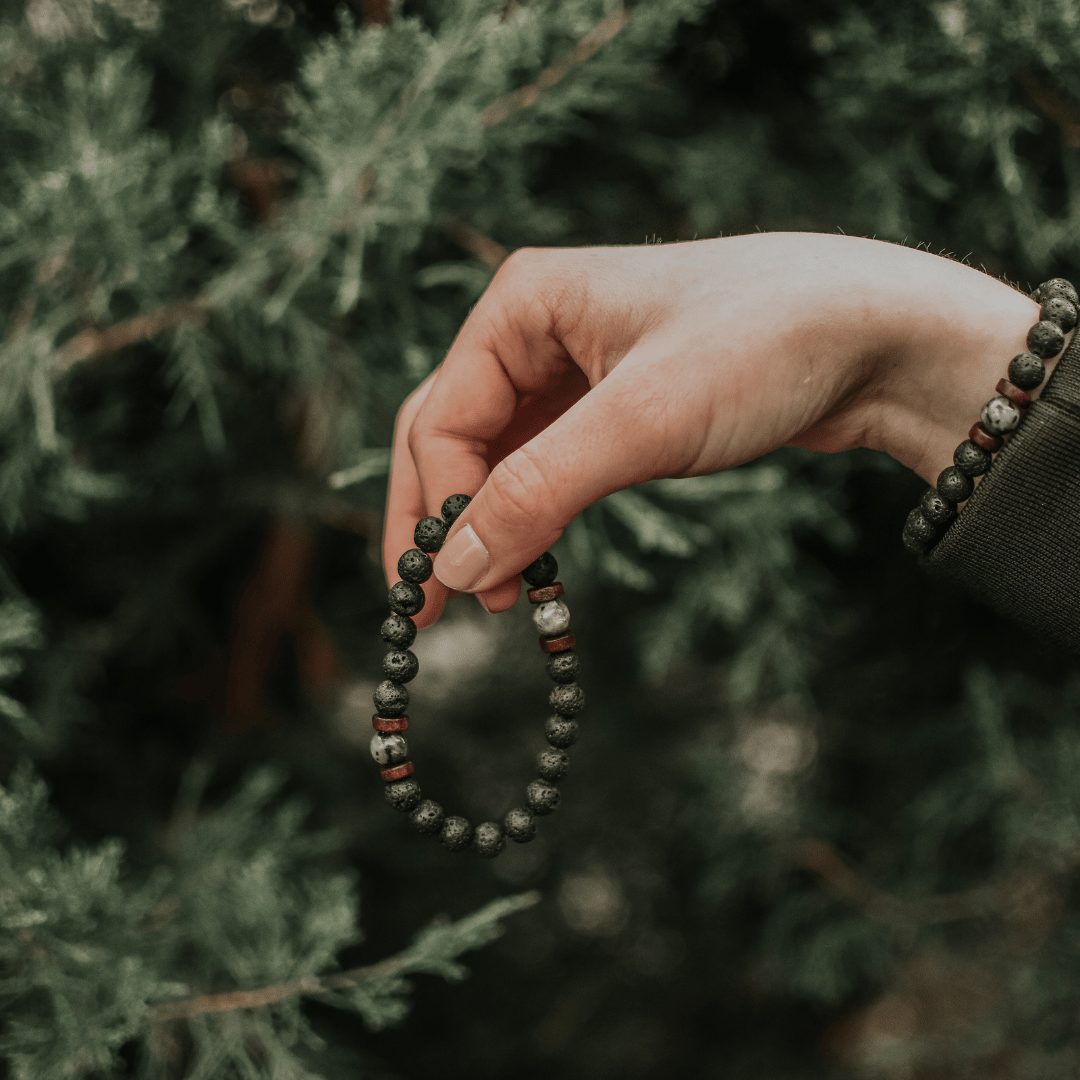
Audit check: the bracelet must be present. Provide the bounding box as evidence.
[902,278,1079,556]
[370,494,583,858]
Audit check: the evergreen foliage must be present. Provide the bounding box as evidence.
[4,0,1080,1075]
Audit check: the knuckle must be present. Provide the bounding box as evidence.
[487,446,556,530]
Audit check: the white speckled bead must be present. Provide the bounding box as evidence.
[533,599,570,636]
[370,732,408,766]
[980,395,1021,436]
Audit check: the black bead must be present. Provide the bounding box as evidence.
[1008,352,1046,391]
[472,821,506,858]
[953,440,993,477]
[904,508,937,545]
[522,552,558,587]
[410,799,444,835]
[441,494,471,525]
[373,679,409,717]
[385,779,422,812]
[936,466,974,502]
[902,530,930,557]
[1041,297,1078,332]
[546,651,580,684]
[526,779,560,816]
[504,807,537,843]
[414,516,447,553]
[383,649,419,683]
[549,683,584,717]
[397,548,433,584]
[1027,320,1065,359]
[920,488,956,527]
[545,716,579,748]
[1035,278,1079,306]
[388,581,425,616]
[537,748,570,782]
[439,815,473,852]
[380,612,417,649]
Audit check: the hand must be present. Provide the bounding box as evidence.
[384,232,1038,626]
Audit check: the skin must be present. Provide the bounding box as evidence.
[383,232,1040,626]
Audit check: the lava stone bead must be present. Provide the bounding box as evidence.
[545,716,579,748]
[385,779,422,812]
[980,395,1021,436]
[383,649,419,683]
[373,679,409,717]
[549,683,584,717]
[1008,352,1046,391]
[920,488,956,526]
[388,581,425,617]
[410,799,445,835]
[537,748,570,782]
[370,732,409,766]
[1035,278,1079,306]
[414,516,447,553]
[936,466,974,503]
[441,494,471,525]
[472,821,506,858]
[526,779,560,816]
[522,552,558,587]
[504,807,537,843]
[1027,320,1065,359]
[439,815,473,852]
[953,440,993,477]
[902,509,937,548]
[1042,297,1078,331]
[397,548,433,584]
[380,613,417,649]
[546,652,580,684]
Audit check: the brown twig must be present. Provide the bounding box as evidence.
[439,220,509,269]
[53,299,210,375]
[797,838,999,928]
[480,7,632,127]
[1015,67,1080,149]
[151,953,416,1021]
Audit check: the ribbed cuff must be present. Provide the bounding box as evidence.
[925,330,1080,654]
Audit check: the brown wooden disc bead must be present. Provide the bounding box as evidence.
[373,715,409,733]
[995,378,1032,408]
[540,633,576,653]
[527,582,564,604]
[381,762,415,781]
[968,423,1003,453]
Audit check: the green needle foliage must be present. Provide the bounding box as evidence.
[5,0,1080,1076]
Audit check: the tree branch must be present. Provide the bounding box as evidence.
[53,299,210,375]
[152,951,422,1022]
[796,838,999,929]
[480,7,632,127]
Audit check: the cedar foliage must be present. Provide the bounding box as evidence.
[4,0,1080,1077]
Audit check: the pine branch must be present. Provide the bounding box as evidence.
[150,891,541,1021]
[439,220,509,269]
[797,839,999,929]
[479,6,632,127]
[53,299,210,375]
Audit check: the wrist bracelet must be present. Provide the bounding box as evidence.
[371,494,583,858]
[902,278,1078,556]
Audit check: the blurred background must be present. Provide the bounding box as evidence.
[4,0,1080,1076]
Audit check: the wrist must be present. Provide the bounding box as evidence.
[867,258,1040,485]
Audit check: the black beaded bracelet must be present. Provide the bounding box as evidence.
[371,493,583,858]
[902,278,1079,556]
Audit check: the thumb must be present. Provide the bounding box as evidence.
[431,370,674,597]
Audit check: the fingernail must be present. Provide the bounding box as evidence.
[433,524,490,592]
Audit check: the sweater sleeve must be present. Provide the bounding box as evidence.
[925,330,1080,654]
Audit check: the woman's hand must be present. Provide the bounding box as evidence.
[384,232,1038,626]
